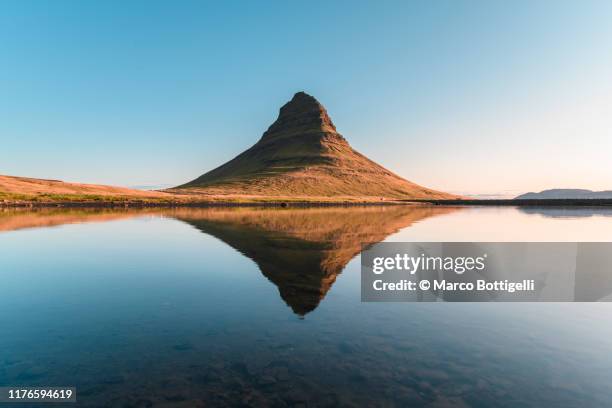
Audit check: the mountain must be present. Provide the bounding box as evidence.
[175,92,456,200]
[516,189,612,199]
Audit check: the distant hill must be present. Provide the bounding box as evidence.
[516,189,612,199]
[0,174,170,201]
[174,92,456,200]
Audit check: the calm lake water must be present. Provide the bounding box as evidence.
[1,206,612,407]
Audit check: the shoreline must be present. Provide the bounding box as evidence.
[404,199,612,207]
[2,198,612,209]
[0,200,413,209]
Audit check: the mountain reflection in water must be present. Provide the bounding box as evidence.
[173,206,457,315]
[0,205,457,316]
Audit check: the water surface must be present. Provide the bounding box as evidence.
[1,206,612,407]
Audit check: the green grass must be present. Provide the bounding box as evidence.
[0,191,175,204]
[0,191,36,201]
[0,189,407,207]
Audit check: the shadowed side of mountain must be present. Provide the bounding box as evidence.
[174,92,456,201]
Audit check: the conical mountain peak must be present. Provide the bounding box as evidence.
[261,91,337,142]
[177,92,456,200]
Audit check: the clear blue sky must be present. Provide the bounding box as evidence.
[2,0,611,195]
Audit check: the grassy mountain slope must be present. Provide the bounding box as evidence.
[0,174,170,202]
[174,92,456,200]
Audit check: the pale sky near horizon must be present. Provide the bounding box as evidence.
[1,0,611,196]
